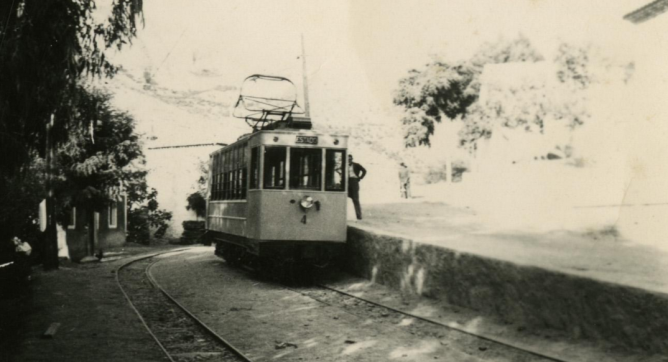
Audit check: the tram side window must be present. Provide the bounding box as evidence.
[290,148,322,190]
[325,149,346,192]
[212,154,221,200]
[211,144,248,200]
[236,147,245,199]
[233,170,240,199]
[217,154,223,199]
[263,147,286,189]
[223,152,229,200]
[227,149,234,199]
[239,168,247,199]
[210,156,216,200]
[212,174,218,200]
[249,147,259,189]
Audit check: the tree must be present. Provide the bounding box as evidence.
[394,35,544,147]
[0,0,143,265]
[124,168,173,243]
[554,42,592,90]
[56,89,143,207]
[0,0,144,175]
[394,63,476,146]
[54,88,142,250]
[126,187,173,244]
[459,46,592,156]
[466,34,545,95]
[399,108,436,148]
[55,88,172,246]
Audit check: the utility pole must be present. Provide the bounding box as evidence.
[301,34,311,118]
[43,114,59,270]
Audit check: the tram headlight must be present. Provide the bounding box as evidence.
[300,196,315,209]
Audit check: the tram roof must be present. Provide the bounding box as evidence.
[209,128,348,156]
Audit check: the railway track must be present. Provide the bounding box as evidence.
[118,249,573,361]
[311,283,571,362]
[116,250,252,362]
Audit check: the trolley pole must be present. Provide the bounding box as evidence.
[301,34,311,118]
[43,114,59,270]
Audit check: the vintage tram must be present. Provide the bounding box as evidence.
[206,75,348,267]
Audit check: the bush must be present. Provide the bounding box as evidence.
[127,209,150,244]
[186,192,206,219]
[177,221,206,245]
[127,207,172,244]
[424,164,449,184]
[183,221,204,231]
[423,160,469,184]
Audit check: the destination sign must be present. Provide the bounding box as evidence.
[296,136,318,145]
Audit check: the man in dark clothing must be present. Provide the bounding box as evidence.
[348,154,366,220]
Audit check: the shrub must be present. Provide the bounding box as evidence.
[186,192,206,219]
[423,160,469,184]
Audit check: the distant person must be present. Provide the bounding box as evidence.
[348,154,366,220]
[399,162,411,199]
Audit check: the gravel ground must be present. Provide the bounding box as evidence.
[2,239,663,362]
[318,274,665,362]
[0,243,180,362]
[150,247,555,362]
[118,255,247,362]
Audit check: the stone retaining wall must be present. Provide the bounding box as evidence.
[344,227,668,353]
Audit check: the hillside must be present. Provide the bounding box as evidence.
[101,59,668,253]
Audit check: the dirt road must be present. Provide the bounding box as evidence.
[149,247,554,362]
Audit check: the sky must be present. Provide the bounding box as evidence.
[107,0,668,115]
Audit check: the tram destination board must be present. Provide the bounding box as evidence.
[296,135,318,145]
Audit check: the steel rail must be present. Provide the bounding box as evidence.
[317,283,571,362]
[116,249,190,362]
[116,248,253,362]
[146,256,253,362]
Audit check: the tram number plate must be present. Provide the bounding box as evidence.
[296,136,318,145]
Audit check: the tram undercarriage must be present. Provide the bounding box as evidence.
[210,231,344,280]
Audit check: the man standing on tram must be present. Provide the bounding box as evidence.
[347,154,366,220]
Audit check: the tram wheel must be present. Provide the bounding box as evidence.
[219,244,243,267]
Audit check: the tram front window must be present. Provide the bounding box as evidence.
[325,150,346,191]
[264,147,286,189]
[290,148,322,190]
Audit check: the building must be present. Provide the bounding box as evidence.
[62,196,127,262]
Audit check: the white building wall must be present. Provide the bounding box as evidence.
[145,145,220,238]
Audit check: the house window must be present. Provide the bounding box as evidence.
[68,207,76,229]
[108,204,118,228]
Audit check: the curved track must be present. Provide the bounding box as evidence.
[116,250,253,362]
[116,248,574,362]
